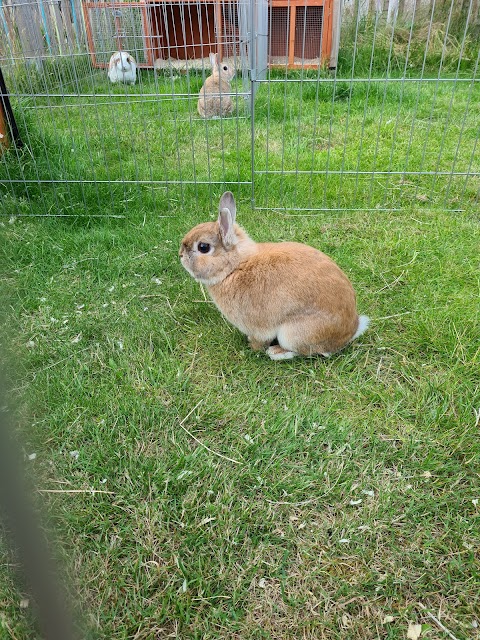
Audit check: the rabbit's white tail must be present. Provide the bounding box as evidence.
[352,315,370,341]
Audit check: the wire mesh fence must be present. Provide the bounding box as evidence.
[0,0,478,217]
[254,0,480,213]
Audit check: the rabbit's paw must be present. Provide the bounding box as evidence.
[266,345,297,361]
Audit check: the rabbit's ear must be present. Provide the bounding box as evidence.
[218,191,237,248]
[209,52,218,68]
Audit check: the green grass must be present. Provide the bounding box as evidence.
[1,64,480,639]
[1,69,479,216]
[1,195,480,639]
[336,12,479,79]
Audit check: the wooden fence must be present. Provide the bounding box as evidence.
[0,0,86,61]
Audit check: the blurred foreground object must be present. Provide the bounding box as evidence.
[0,377,77,640]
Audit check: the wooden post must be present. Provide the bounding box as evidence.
[329,0,342,68]
[288,4,296,66]
[322,0,333,67]
[0,65,23,149]
[141,5,153,65]
[215,0,223,60]
[0,65,8,148]
[0,107,8,149]
[114,10,123,50]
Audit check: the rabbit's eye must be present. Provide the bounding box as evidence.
[223,66,228,71]
[198,242,211,254]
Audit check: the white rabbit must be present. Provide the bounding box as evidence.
[108,51,137,85]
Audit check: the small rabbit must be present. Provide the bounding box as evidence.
[197,53,235,118]
[179,192,369,360]
[108,51,137,85]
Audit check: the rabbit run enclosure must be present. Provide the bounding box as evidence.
[0,0,479,217]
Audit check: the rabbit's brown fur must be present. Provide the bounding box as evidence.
[197,53,235,118]
[180,192,369,360]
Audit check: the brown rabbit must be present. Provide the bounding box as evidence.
[197,53,235,118]
[179,192,369,360]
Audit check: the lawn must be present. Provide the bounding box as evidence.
[0,68,479,639]
[2,68,479,216]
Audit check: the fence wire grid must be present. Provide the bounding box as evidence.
[0,0,479,217]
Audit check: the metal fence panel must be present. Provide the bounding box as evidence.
[0,0,253,216]
[0,0,478,217]
[252,0,480,213]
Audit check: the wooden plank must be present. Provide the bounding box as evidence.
[82,2,98,66]
[71,0,87,48]
[1,1,18,57]
[38,0,59,54]
[323,0,332,66]
[215,0,222,59]
[60,0,77,49]
[386,0,398,23]
[114,12,123,50]
[472,0,479,24]
[329,0,341,68]
[12,0,45,61]
[141,4,154,65]
[50,0,65,54]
